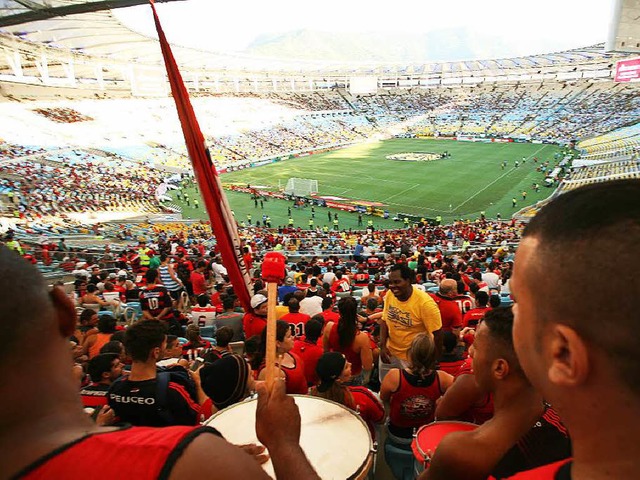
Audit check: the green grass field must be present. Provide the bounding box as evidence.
[170,138,561,230]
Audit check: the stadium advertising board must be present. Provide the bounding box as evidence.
[614,57,640,82]
[324,201,357,212]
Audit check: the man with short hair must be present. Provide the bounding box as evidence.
[321,295,340,324]
[291,316,325,386]
[379,264,442,381]
[156,335,184,368]
[330,270,351,294]
[423,308,571,480]
[430,278,463,336]
[81,353,123,418]
[139,268,173,321]
[281,298,311,338]
[107,320,200,427]
[191,293,216,328]
[215,296,245,342]
[499,180,640,479]
[463,290,491,328]
[190,260,209,297]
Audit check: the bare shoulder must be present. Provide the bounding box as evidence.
[169,432,270,479]
[425,428,493,480]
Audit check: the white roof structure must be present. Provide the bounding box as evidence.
[0,0,638,94]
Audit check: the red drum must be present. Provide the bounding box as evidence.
[412,421,477,473]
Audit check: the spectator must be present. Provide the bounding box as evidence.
[291,315,325,386]
[380,333,453,446]
[281,298,311,337]
[424,308,571,480]
[463,290,491,328]
[323,296,373,385]
[310,352,385,439]
[254,320,308,395]
[80,353,123,420]
[379,264,442,382]
[215,295,244,342]
[437,331,467,375]
[108,319,200,427]
[243,293,268,339]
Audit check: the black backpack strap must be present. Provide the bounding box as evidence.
[156,371,174,425]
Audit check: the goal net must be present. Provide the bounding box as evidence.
[284,178,318,197]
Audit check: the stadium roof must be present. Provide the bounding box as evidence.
[0,0,632,77]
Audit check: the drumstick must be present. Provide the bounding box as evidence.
[261,252,286,391]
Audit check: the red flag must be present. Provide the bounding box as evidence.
[149,0,252,312]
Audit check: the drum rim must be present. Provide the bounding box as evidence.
[413,420,478,461]
[205,394,375,478]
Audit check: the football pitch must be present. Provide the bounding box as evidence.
[172,138,561,230]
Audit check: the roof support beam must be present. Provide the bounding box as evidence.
[0,0,184,27]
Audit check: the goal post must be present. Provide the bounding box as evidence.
[284,178,318,197]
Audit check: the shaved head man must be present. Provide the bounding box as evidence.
[504,179,640,479]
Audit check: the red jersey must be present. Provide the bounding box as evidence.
[463,306,491,328]
[291,338,323,386]
[139,285,173,319]
[242,253,253,271]
[430,293,463,332]
[350,386,385,439]
[331,278,351,293]
[190,270,207,296]
[327,322,363,376]
[17,426,219,480]
[281,312,311,337]
[496,459,572,480]
[210,291,223,312]
[80,383,109,408]
[438,354,467,376]
[260,352,307,395]
[242,312,267,339]
[453,294,474,314]
[281,352,308,394]
[353,272,370,287]
[321,309,340,325]
[366,256,381,272]
[389,370,444,438]
[492,407,571,479]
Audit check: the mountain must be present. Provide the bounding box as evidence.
[242,27,533,63]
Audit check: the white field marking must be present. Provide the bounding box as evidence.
[452,145,549,212]
[383,183,422,202]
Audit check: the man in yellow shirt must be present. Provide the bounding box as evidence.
[380,264,442,381]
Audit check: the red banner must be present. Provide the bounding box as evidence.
[149,0,252,312]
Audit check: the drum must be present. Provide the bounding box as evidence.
[412,421,477,475]
[204,395,373,479]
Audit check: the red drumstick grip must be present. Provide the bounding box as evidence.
[262,252,286,284]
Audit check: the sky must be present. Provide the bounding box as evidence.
[114,0,616,61]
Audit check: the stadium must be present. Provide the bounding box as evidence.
[1,0,639,479]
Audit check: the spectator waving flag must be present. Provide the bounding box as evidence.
[149,0,252,312]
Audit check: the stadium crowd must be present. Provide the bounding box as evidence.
[1,179,638,480]
[0,149,166,221]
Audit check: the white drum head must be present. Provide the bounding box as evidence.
[204,395,373,479]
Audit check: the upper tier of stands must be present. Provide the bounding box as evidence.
[1,79,638,227]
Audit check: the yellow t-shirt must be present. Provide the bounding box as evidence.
[275,304,289,320]
[383,287,442,360]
